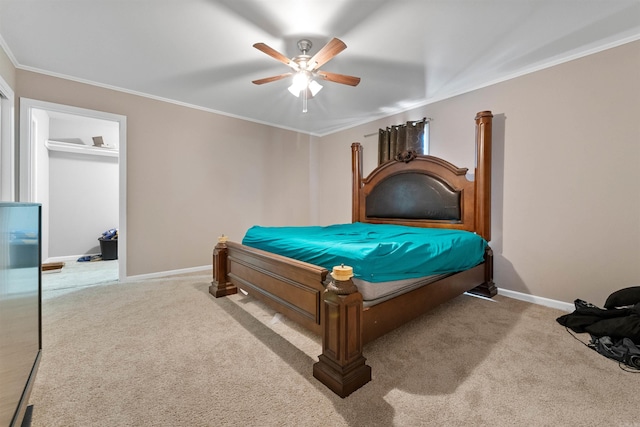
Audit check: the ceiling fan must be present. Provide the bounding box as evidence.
[252,38,361,112]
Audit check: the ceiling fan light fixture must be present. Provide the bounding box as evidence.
[288,71,309,97]
[309,79,323,97]
[287,84,300,98]
[288,71,322,99]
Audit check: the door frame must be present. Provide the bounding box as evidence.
[19,98,127,281]
[0,75,14,201]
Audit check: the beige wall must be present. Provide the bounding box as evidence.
[317,40,640,306]
[14,71,313,276]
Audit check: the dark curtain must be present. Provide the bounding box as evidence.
[378,118,428,164]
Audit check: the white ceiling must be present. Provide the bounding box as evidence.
[1,0,639,136]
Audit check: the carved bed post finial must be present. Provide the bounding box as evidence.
[209,234,238,297]
[474,111,493,242]
[352,143,363,223]
[313,265,371,397]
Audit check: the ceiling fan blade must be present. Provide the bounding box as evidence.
[253,43,297,69]
[316,71,361,86]
[309,38,347,70]
[252,73,293,85]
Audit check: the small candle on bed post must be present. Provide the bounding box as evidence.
[209,234,238,298]
[313,264,371,397]
[326,264,358,294]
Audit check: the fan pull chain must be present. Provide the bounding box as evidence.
[302,88,308,113]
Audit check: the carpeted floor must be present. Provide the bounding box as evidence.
[29,274,639,426]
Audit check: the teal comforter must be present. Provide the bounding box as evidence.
[242,222,487,283]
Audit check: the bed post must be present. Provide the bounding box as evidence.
[474,111,492,242]
[209,235,237,298]
[352,143,363,223]
[313,265,371,398]
[473,111,497,297]
[471,246,497,297]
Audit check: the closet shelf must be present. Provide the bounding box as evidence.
[46,140,118,158]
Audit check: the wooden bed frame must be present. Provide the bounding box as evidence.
[210,111,496,397]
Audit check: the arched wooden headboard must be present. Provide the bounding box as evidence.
[352,111,492,241]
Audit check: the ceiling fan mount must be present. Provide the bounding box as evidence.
[296,39,312,55]
[291,40,312,70]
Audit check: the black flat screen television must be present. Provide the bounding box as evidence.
[0,202,41,427]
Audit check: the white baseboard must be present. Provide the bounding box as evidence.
[498,288,574,312]
[44,254,100,263]
[124,265,212,282]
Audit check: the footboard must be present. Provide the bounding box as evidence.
[210,239,328,335]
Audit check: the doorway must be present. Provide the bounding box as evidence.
[19,98,127,282]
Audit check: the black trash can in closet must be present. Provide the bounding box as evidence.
[99,237,118,260]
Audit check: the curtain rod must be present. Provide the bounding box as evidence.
[364,117,432,138]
